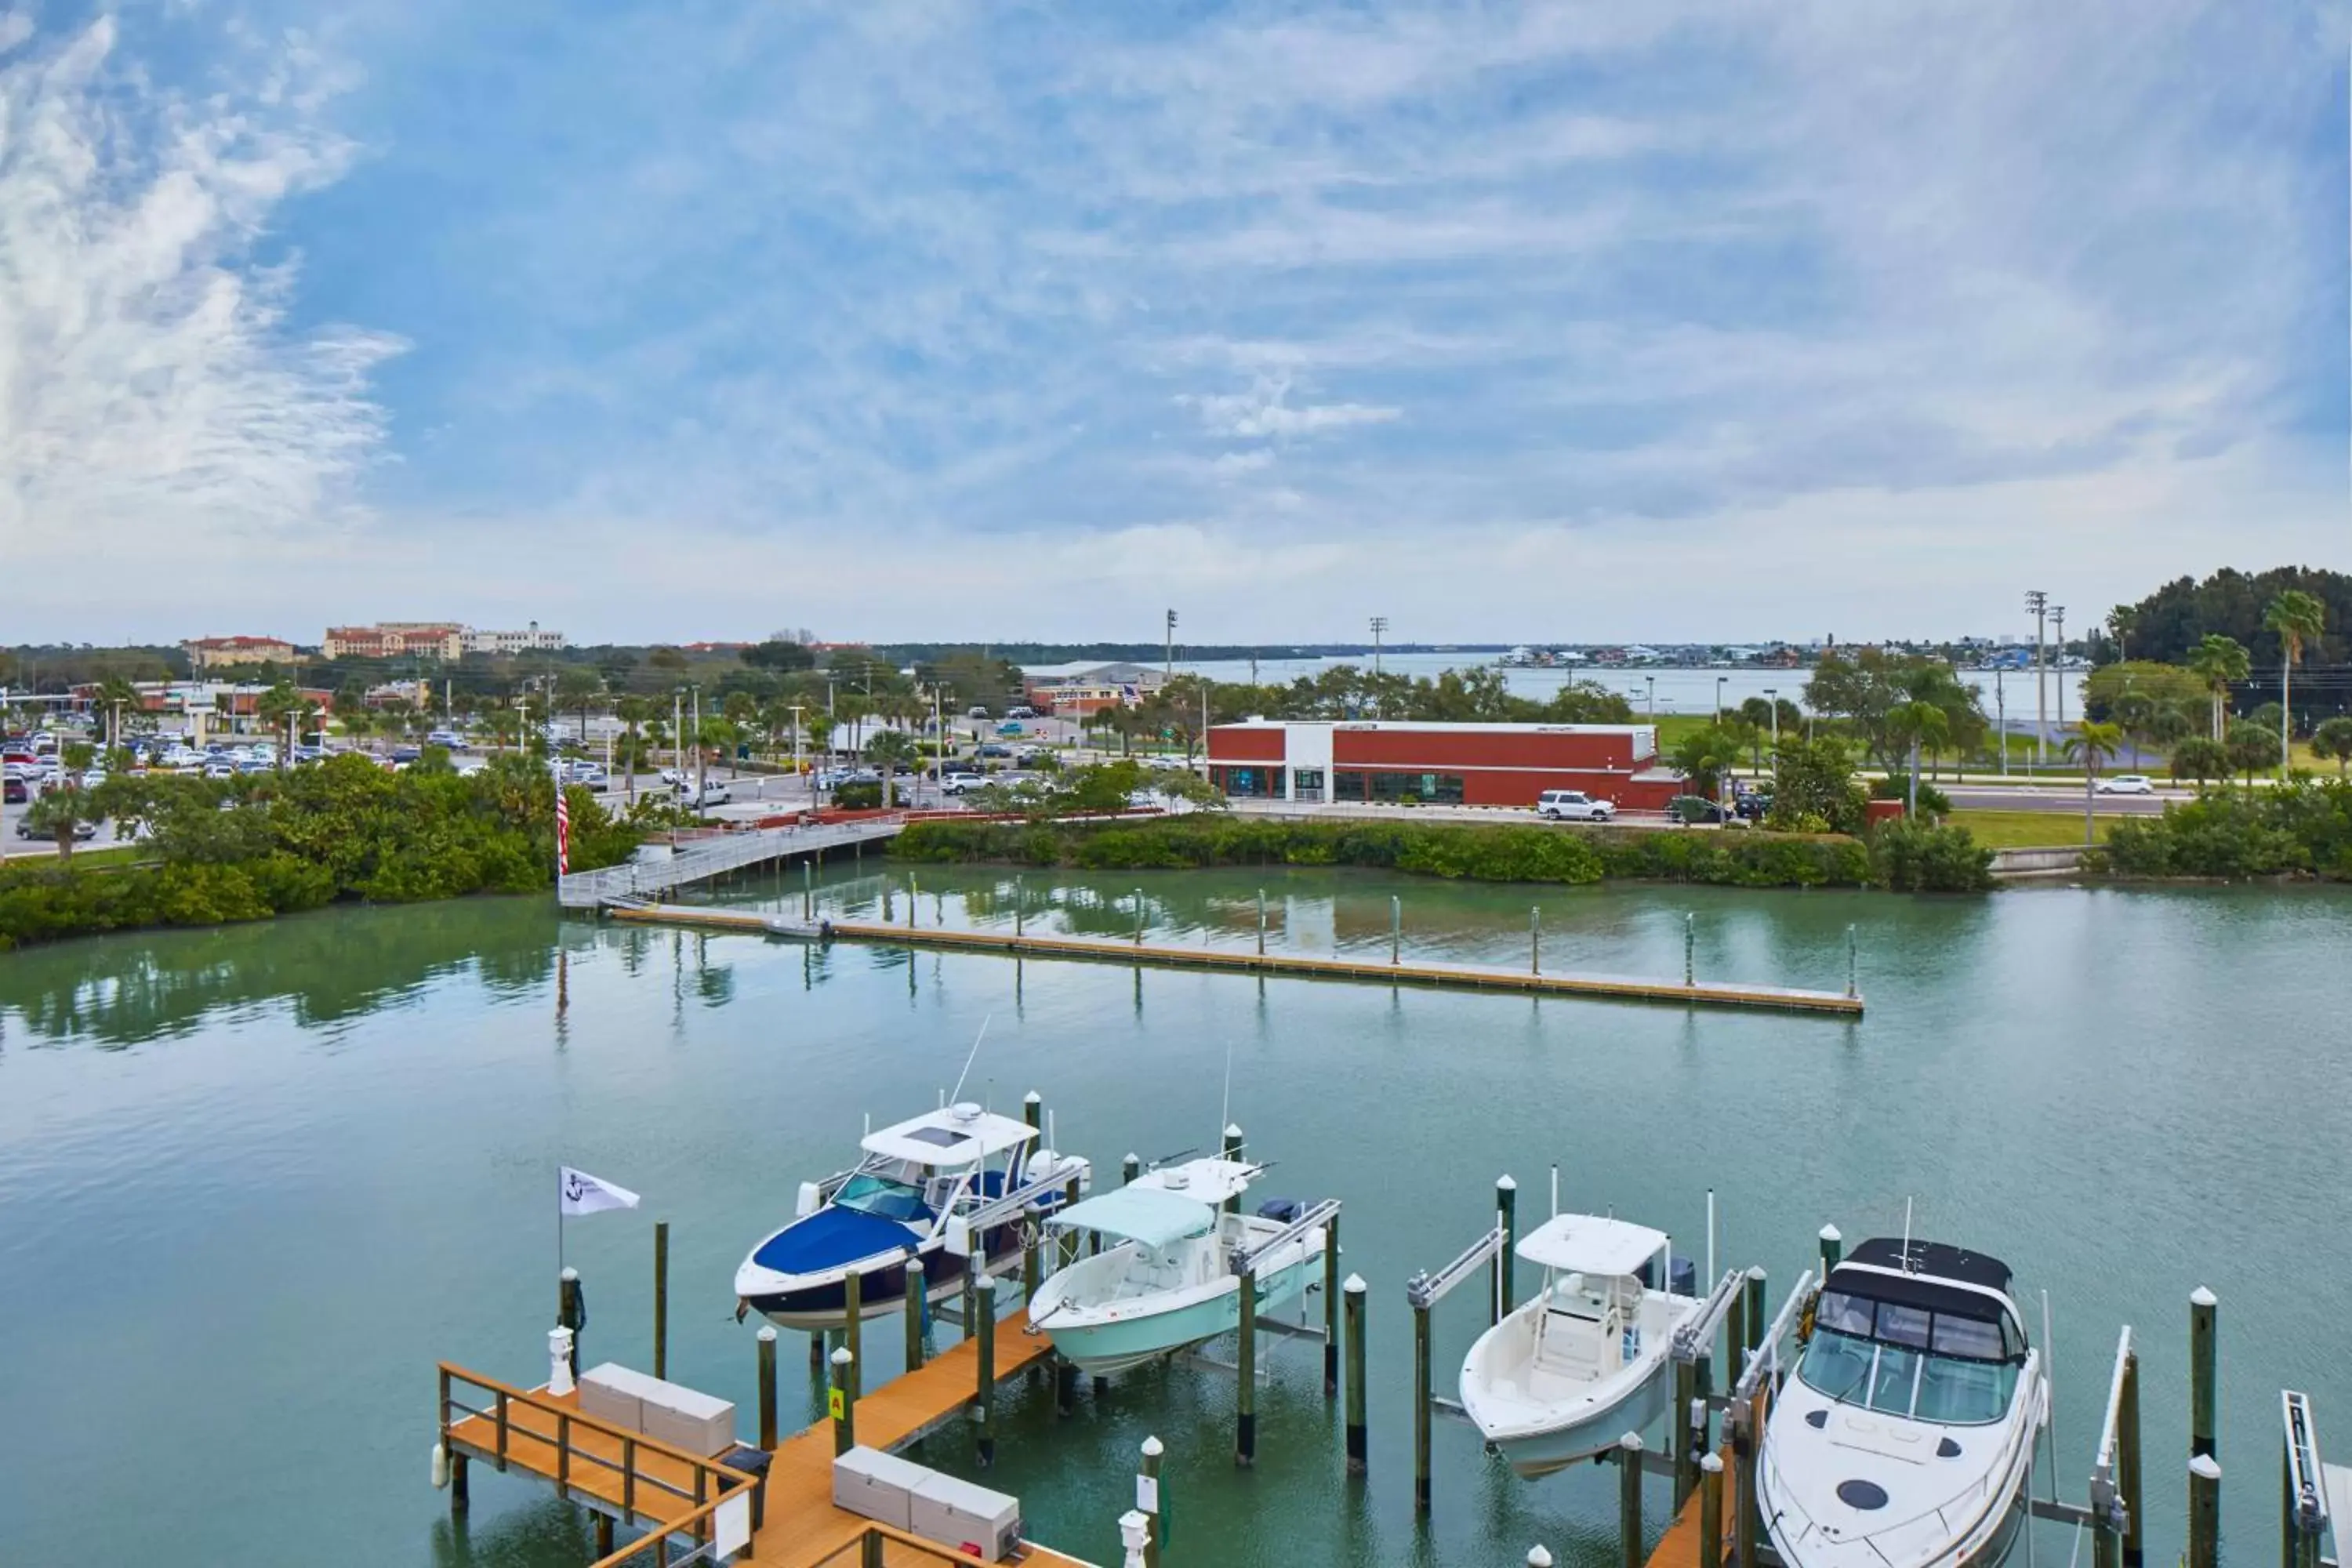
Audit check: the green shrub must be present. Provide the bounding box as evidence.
[1868,821,1994,892]
[2098,782,2350,880]
[833,782,884,811]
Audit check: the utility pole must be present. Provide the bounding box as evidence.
[692,686,705,799]
[2051,607,2067,749]
[1645,675,1654,720]
[1370,615,1388,680]
[673,690,684,780]
[1164,609,1178,683]
[2025,590,2049,771]
[1996,669,2008,777]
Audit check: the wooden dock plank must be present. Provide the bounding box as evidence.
[608,904,1865,1015]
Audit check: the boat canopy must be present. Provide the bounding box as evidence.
[1131,1156,1258,1208]
[1047,1186,1218,1250]
[859,1105,1036,1168]
[1515,1214,1668,1278]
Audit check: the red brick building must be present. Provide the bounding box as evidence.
[1205,719,1686,810]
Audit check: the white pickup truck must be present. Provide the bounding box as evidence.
[1536,789,1616,822]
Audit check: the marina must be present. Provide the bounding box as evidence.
[3,873,2350,1566]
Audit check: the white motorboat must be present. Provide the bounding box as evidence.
[1025,1157,1327,1377]
[1459,1214,1703,1477]
[733,1101,1087,1330]
[1759,1237,2048,1568]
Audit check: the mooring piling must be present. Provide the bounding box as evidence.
[2188,1454,2221,1568]
[1494,1175,1518,1323]
[1412,1283,1432,1515]
[1391,895,1402,964]
[1619,1432,1645,1568]
[1345,1273,1369,1475]
[1023,1094,1046,1301]
[802,860,813,920]
[843,1269,863,1400]
[2119,1343,2145,1568]
[557,1266,583,1373]
[1530,906,1541,974]
[1685,912,1696,987]
[1139,1436,1165,1568]
[2190,1287,2218,1461]
[1744,1267,1766,1358]
[904,1258,927,1370]
[1846,923,1858,999]
[1257,887,1267,956]
[1323,1214,1342,1398]
[1236,1261,1258,1466]
[1699,1451,1726,1568]
[1123,1152,1141,1187]
[1818,1223,1842,1274]
[1672,1358,1700,1509]
[829,1345,856,1454]
[757,1325,778,1449]
[975,1273,998,1468]
[652,1220,670,1379]
[1133,887,1145,945]
[1221,1124,1245,1215]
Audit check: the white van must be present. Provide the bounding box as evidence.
[1536,789,1615,822]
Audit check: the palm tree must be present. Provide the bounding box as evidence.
[2313,717,2352,778]
[2105,604,2139,662]
[2063,721,2124,845]
[2109,691,2156,768]
[2186,633,2251,742]
[614,696,652,804]
[2262,590,2326,777]
[1886,700,1949,818]
[2170,737,2227,788]
[865,730,920,807]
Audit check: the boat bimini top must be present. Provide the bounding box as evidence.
[859,1104,1038,1168]
[1128,1156,1261,1209]
[1516,1214,1671,1278]
[1046,1186,1218,1250]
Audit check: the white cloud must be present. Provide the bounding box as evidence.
[0,17,400,564]
[1180,376,1401,441]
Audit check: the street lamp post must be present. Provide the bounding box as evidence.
[1715,676,1726,723]
[1370,616,1389,681]
[1645,676,1654,720]
[1762,689,1780,788]
[1164,610,1178,683]
[2051,607,2067,747]
[2025,590,2049,771]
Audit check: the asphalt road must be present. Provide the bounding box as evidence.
[1941,784,2183,815]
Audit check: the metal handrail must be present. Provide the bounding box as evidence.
[1406,1224,1507,1312]
[1229,1198,1341,1277]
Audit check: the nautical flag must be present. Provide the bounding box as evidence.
[560,1167,640,1217]
[554,783,572,877]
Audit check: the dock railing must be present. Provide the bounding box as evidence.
[437,1363,757,1566]
[809,1523,1074,1567]
[558,813,907,909]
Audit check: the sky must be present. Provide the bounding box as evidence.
[1,0,2347,647]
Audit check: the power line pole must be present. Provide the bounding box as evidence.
[2051,607,2067,750]
[1164,609,1178,683]
[1370,615,1388,680]
[2025,590,2049,771]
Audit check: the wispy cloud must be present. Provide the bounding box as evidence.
[0,16,401,566]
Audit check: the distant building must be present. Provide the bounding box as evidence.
[324,624,466,660]
[462,622,568,655]
[678,641,752,654]
[1020,660,1167,717]
[1206,718,1680,810]
[71,681,332,738]
[183,635,297,671]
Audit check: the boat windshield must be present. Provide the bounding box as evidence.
[833,1170,931,1223]
[1799,1289,2024,1425]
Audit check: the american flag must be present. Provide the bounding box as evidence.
[554,782,571,877]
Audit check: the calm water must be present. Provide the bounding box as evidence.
[2,871,2345,1567]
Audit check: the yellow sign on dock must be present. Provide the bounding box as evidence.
[828,1387,845,1420]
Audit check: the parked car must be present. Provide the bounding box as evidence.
[425,730,464,749]
[2095,774,2156,795]
[390,746,422,764]
[1665,795,1730,825]
[1535,789,1615,822]
[203,761,237,780]
[677,779,731,808]
[940,771,985,795]
[2,777,24,804]
[976,743,1012,759]
[1005,706,1036,720]
[16,817,97,840]
[79,768,108,789]
[967,705,991,718]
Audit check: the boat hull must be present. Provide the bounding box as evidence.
[1044,1253,1318,1377]
[743,1229,1022,1330]
[1489,1356,1675,1478]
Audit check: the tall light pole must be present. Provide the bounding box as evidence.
[1164,609,1178,683]
[1996,668,2007,777]
[1763,685,1780,749]
[2025,590,2049,771]
[1370,615,1388,680]
[1644,675,1654,720]
[1714,675,1726,723]
[2051,606,2067,748]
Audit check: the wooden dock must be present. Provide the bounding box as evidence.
[608,902,1866,1016]
[439,1305,1096,1566]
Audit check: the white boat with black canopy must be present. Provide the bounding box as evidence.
[1458,1212,1703,1477]
[1761,1236,2049,1568]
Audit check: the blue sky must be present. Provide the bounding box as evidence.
[2,0,2347,644]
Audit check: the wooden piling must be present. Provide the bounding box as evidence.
[1123,1152,1142,1187]
[449,1450,469,1512]
[1818,1224,1842,1275]
[652,1221,670,1379]
[1699,1453,1725,1568]
[2190,1287,2217,1460]
[1673,1359,1700,1509]
[1022,1093,1045,1301]
[1345,1274,1369,1476]
[1221,1125,1245,1215]
[558,1268,583,1374]
[2119,1347,2144,1568]
[1390,895,1401,964]
[1619,1432,1645,1568]
[1323,1214,1341,1399]
[1140,1436,1165,1568]
[593,1512,612,1556]
[1257,887,1267,956]
[905,1258,927,1370]
[803,860,813,920]
[1063,1174,1083,1269]
[1236,1264,1258,1466]
[1413,1291,1433,1516]
[844,1269,863,1401]
[1494,1175,1518,1323]
[1685,912,1696,987]
[975,1274,997,1468]
[1133,887,1145,945]
[830,1345,856,1454]
[1733,1394,1760,1568]
[2188,1455,2221,1568]
[1726,1292,1748,1385]
[1744,1268,1766,1358]
[757,1326,778,1449]
[1056,1352,1077,1417]
[1530,906,1541,974]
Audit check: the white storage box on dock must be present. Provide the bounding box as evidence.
[909,1471,1022,1563]
[639,1382,737,1457]
[576,1363,649,1432]
[833,1446,931,1531]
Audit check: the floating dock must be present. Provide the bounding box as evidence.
[607,903,1866,1016]
[438,1305,1089,1566]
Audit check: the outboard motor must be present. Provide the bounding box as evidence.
[1023,1151,1093,1209]
[1636,1255,1700,1296]
[1255,1196,1308,1224]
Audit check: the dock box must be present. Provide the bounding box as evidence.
[638,1381,737,1457]
[832,1446,931,1532]
[576,1363,650,1433]
[909,1471,1022,1563]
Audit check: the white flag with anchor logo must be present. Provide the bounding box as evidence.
[560,1167,641,1217]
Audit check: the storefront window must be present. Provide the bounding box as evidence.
[1366,771,1465,804]
[1291,768,1326,803]
[1215,766,1281,799]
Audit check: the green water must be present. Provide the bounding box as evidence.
[3,869,2347,1567]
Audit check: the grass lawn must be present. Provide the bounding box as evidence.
[1945,809,2113,849]
[2,843,155,871]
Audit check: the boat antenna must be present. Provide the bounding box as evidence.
[947,1014,992,1106]
[1901,1196,1914,1269]
[1218,1034,1236,1152]
[1549,1163,1559,1221]
[2042,1288,2059,1504]
[1706,1189,1717,1287]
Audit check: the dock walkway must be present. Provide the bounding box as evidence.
[610,902,1865,1016]
[440,1305,1092,1566]
[558,817,907,909]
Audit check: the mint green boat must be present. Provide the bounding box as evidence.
[1026,1158,1329,1377]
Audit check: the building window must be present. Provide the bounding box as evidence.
[1215,766,1281,799]
[1366,771,1465,804]
[1334,771,1369,801]
[1291,768,1325,803]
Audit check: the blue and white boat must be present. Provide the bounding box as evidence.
[1024,1157,1327,1377]
[734,1102,1087,1330]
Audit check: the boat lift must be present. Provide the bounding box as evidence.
[2281,1388,2352,1568]
[1217,1197,1343,1466]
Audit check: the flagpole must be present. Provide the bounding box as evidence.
[557,1165,565,1283]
